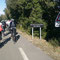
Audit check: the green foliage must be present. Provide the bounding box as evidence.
[0,16,2,22]
[0,15,7,20]
[4,8,11,19]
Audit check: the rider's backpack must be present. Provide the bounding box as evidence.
[10,21,15,28]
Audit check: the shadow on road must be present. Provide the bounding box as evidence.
[0,31,20,48]
[4,32,10,36]
[0,37,11,48]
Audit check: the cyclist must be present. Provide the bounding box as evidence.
[6,20,11,31]
[10,19,16,41]
[1,20,6,31]
[1,20,6,36]
[0,22,3,41]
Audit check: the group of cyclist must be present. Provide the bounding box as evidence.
[0,19,16,42]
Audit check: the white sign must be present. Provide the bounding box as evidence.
[55,12,60,27]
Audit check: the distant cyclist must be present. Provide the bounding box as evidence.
[10,19,16,41]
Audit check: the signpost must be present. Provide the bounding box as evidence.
[53,0,60,2]
[30,24,43,40]
[55,12,60,27]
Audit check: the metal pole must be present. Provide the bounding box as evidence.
[40,27,41,40]
[32,27,33,39]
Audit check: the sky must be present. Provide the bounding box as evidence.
[0,0,6,15]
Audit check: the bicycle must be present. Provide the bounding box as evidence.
[10,28,16,42]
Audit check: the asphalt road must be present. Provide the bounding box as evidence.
[0,31,54,60]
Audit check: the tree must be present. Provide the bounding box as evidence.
[0,16,2,21]
[0,15,7,20]
[4,8,11,19]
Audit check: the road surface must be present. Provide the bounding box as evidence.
[0,31,54,60]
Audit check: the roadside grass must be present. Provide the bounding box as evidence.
[17,27,60,60]
[49,39,60,47]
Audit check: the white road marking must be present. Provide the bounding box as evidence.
[19,48,29,60]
